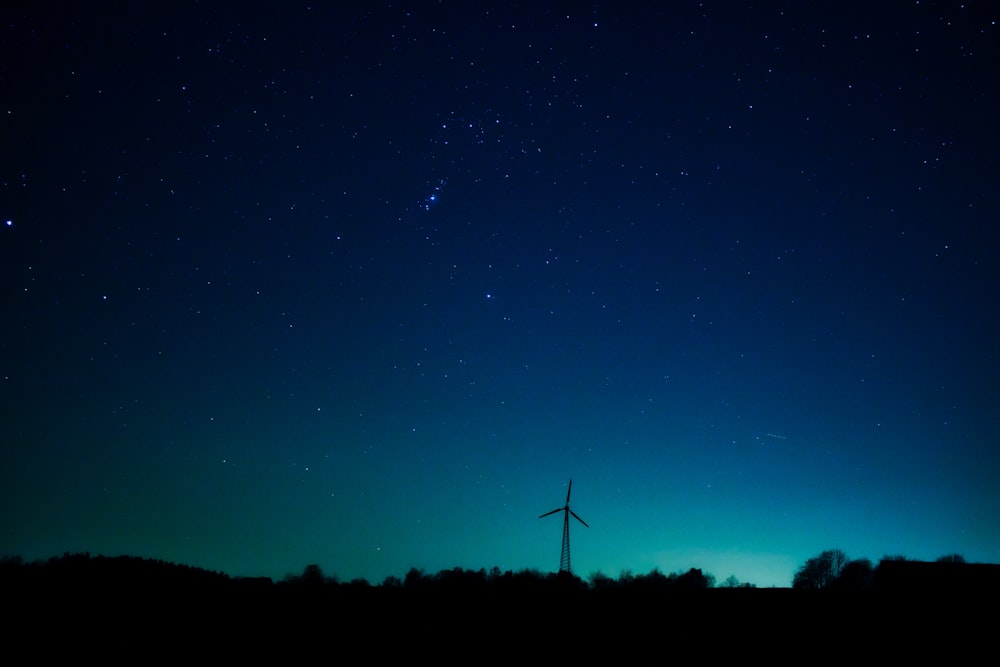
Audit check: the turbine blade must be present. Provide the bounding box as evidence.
[570,510,589,527]
[538,507,563,519]
[566,479,573,504]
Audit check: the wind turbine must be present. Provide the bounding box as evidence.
[539,479,589,574]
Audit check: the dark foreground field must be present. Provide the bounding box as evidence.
[3,555,992,662]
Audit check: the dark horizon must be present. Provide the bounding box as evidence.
[8,551,996,661]
[5,547,995,593]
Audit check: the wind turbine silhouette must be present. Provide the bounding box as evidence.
[539,479,589,574]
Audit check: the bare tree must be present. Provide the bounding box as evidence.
[936,554,966,563]
[792,549,849,589]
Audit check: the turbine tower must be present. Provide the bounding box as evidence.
[539,479,589,574]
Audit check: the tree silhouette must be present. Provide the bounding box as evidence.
[936,554,966,563]
[403,567,429,589]
[673,567,715,590]
[792,549,849,589]
[881,554,910,562]
[588,571,616,592]
[301,563,327,586]
[720,575,755,588]
[283,563,330,587]
[832,558,874,591]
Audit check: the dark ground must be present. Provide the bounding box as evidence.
[4,556,992,662]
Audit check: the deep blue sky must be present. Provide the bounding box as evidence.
[2,2,997,587]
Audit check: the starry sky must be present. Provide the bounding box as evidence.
[1,2,997,587]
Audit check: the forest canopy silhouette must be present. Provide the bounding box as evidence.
[5,549,997,598]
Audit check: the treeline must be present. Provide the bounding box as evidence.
[792,549,1000,594]
[5,550,997,599]
[282,563,717,594]
[1,552,715,599]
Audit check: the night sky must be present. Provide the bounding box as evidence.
[2,2,997,588]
